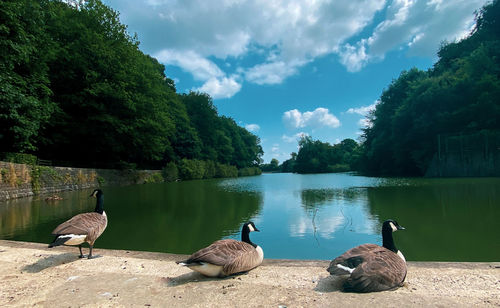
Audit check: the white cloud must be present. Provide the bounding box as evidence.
[115,0,488,93]
[339,0,490,71]
[245,124,260,132]
[283,108,340,129]
[339,40,370,73]
[289,213,345,239]
[347,101,378,127]
[282,132,309,143]
[271,144,280,153]
[154,49,223,81]
[358,118,373,128]
[155,49,242,98]
[245,60,304,85]
[195,76,242,99]
[346,101,378,116]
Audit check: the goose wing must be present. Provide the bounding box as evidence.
[327,244,379,275]
[51,212,106,236]
[222,244,262,275]
[345,248,407,292]
[186,239,255,267]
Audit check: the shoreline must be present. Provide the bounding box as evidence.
[1,240,498,307]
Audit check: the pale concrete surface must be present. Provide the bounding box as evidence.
[0,240,498,307]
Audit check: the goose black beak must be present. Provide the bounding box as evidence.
[254,227,260,232]
[397,225,405,230]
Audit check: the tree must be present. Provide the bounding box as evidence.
[360,0,500,176]
[0,0,55,153]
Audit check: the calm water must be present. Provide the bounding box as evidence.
[1,173,499,261]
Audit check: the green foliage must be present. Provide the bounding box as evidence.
[361,0,500,176]
[0,0,55,153]
[181,93,263,168]
[30,165,58,194]
[30,165,41,194]
[0,0,262,172]
[97,176,106,186]
[2,152,38,165]
[143,172,164,184]
[162,161,179,182]
[280,152,297,173]
[293,136,360,174]
[260,158,280,172]
[215,163,238,178]
[203,160,216,179]
[178,159,206,180]
[238,167,262,177]
[326,164,350,173]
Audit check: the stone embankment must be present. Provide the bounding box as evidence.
[0,161,162,201]
[0,240,499,307]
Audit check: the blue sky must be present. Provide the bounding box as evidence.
[102,0,489,163]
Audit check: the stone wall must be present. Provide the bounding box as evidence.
[0,162,162,202]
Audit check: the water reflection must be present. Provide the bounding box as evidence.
[366,178,500,261]
[0,190,97,242]
[1,180,263,255]
[1,174,499,261]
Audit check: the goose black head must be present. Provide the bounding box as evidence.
[383,219,405,233]
[244,221,260,233]
[90,189,103,198]
[241,221,259,247]
[90,189,104,214]
[382,219,404,253]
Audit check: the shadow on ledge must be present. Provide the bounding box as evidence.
[314,275,345,293]
[164,271,249,287]
[22,253,80,273]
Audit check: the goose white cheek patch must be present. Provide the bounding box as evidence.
[248,224,255,232]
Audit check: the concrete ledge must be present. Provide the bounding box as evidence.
[0,240,499,307]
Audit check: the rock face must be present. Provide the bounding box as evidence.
[0,161,162,201]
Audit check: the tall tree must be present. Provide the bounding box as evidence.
[0,0,54,153]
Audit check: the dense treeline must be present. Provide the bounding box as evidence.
[0,0,262,172]
[262,137,361,174]
[360,0,500,176]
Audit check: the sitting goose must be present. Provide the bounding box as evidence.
[48,189,108,259]
[177,221,264,277]
[327,219,406,292]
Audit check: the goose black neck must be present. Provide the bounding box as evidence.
[241,228,257,248]
[382,227,397,253]
[94,194,104,214]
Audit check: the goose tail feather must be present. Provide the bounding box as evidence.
[48,236,70,248]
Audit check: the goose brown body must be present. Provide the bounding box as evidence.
[327,219,407,293]
[51,211,108,247]
[48,189,107,259]
[183,239,263,277]
[177,222,264,277]
[328,243,406,292]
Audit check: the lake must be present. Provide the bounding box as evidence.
[1,173,499,261]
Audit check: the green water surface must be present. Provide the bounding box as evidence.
[1,173,499,261]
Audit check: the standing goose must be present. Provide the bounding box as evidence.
[48,189,108,259]
[177,221,264,277]
[327,219,406,292]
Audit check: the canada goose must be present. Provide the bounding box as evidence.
[48,189,108,259]
[176,221,264,277]
[327,219,406,292]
